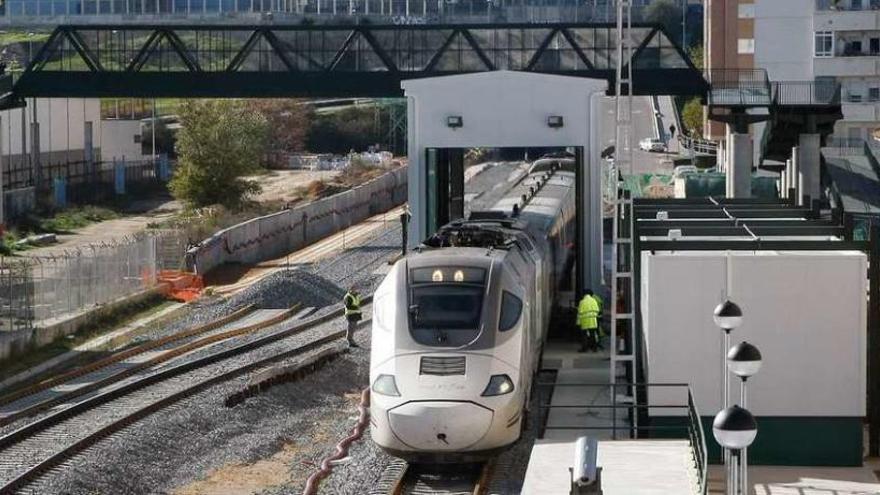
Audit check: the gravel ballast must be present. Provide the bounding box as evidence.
[9,226,402,494]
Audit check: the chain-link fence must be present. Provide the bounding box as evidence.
[0,259,34,333]
[29,235,157,323]
[1,233,159,325]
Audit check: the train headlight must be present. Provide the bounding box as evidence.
[481,374,515,397]
[372,374,401,397]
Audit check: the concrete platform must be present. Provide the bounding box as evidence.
[540,340,628,442]
[522,438,698,494]
[708,464,880,494]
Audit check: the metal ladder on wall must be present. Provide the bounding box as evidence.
[610,0,638,429]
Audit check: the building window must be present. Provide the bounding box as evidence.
[870,87,880,102]
[846,40,864,56]
[737,3,755,18]
[815,31,834,57]
[871,38,880,54]
[737,38,755,54]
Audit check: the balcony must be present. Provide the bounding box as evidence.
[815,3,880,30]
[814,56,880,76]
[842,95,880,120]
[837,45,880,57]
[817,0,880,10]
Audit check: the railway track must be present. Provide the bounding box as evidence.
[0,304,310,428]
[0,299,371,494]
[379,460,496,495]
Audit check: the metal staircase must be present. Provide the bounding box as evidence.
[610,0,638,414]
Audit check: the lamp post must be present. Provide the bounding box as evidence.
[713,299,743,494]
[727,341,763,495]
[713,405,758,495]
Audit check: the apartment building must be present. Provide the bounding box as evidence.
[706,0,880,143]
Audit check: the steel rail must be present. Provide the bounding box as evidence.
[0,304,301,427]
[0,323,352,494]
[0,304,257,408]
[0,300,367,455]
[0,297,372,494]
[388,460,495,495]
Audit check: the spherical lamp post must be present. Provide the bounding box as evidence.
[714,300,744,330]
[713,298,743,490]
[713,405,758,495]
[727,342,763,388]
[728,342,762,495]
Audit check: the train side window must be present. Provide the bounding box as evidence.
[499,291,523,332]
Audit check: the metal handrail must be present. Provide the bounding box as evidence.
[687,389,708,495]
[535,381,709,495]
[707,70,841,109]
[772,80,840,106]
[678,135,718,155]
[706,69,772,107]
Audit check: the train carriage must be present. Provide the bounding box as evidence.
[369,158,576,461]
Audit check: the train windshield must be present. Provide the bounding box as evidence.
[410,285,484,330]
[408,267,487,346]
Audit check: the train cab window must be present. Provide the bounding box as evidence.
[408,267,487,346]
[499,291,523,332]
[410,285,484,330]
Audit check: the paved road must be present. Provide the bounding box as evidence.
[656,95,681,154]
[598,96,677,176]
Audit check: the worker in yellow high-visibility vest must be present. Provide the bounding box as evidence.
[577,289,602,353]
[343,287,362,347]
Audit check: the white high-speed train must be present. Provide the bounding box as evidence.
[369,157,576,461]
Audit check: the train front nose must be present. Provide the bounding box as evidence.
[387,402,493,450]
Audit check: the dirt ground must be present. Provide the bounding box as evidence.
[247,169,339,205]
[171,444,298,495]
[21,169,339,257]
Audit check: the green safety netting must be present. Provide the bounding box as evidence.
[622,173,779,199]
[622,174,674,198]
[683,173,779,199]
[854,218,871,241]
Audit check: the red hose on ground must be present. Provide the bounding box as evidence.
[302,388,371,495]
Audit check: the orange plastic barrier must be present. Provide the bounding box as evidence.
[157,270,204,302]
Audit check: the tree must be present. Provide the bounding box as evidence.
[307,106,384,154]
[170,100,269,209]
[247,99,313,166]
[645,0,683,44]
[688,44,704,70]
[682,97,704,138]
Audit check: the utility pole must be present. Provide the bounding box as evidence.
[681,0,687,48]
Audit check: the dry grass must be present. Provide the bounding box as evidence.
[289,158,401,205]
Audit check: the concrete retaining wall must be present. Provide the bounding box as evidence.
[188,166,408,275]
[0,286,163,364]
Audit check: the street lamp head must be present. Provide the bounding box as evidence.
[714,299,743,330]
[727,341,763,378]
[712,405,757,450]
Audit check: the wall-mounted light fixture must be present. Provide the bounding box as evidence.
[447,115,463,129]
[547,115,564,129]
